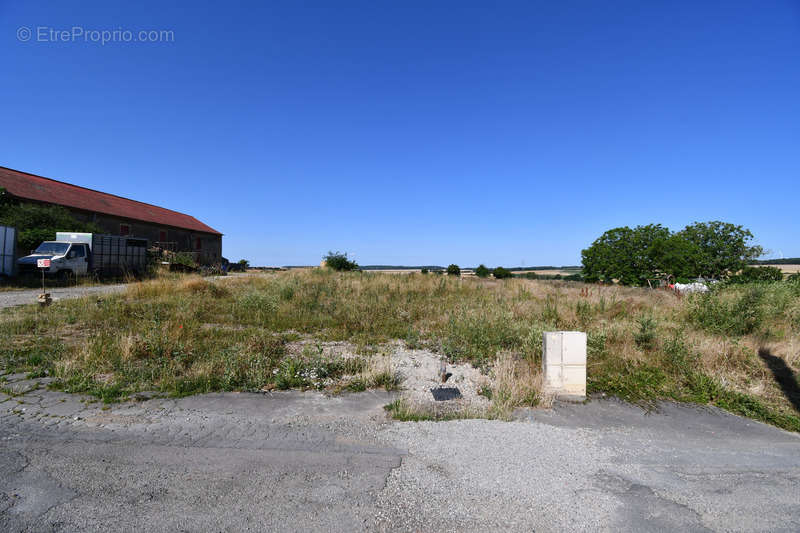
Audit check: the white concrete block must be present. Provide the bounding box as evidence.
[543,364,563,389]
[561,366,586,396]
[543,331,587,400]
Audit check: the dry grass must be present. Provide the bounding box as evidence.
[1,269,799,429]
[488,351,554,418]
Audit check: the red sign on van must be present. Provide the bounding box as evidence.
[37,258,51,268]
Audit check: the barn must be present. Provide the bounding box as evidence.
[0,166,222,264]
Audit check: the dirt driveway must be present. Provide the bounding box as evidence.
[2,371,799,532]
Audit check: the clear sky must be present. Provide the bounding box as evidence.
[2,1,798,266]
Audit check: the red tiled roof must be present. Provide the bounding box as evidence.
[0,166,221,235]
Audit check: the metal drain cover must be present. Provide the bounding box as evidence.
[430,387,462,401]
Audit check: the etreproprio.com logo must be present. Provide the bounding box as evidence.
[17,26,174,45]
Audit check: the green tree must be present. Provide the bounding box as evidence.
[446,264,461,276]
[0,195,102,254]
[677,221,762,279]
[581,221,764,285]
[492,266,512,279]
[647,233,701,279]
[581,224,670,285]
[323,251,359,272]
[475,264,490,278]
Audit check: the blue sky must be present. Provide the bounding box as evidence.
[1,1,798,266]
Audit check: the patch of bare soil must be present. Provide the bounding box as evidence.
[388,343,490,412]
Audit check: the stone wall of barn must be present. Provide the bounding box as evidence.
[67,209,222,265]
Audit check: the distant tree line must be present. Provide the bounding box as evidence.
[752,258,800,265]
[360,265,445,271]
[503,265,581,271]
[517,271,584,282]
[581,221,763,286]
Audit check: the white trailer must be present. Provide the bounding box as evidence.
[0,225,17,278]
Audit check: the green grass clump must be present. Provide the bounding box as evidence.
[441,310,526,366]
[687,282,800,337]
[384,399,484,422]
[633,315,658,350]
[273,353,366,390]
[0,337,63,376]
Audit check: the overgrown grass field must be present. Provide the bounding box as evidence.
[1,270,799,430]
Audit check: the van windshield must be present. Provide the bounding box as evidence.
[34,242,69,255]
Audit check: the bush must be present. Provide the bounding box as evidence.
[688,285,766,336]
[420,268,429,274]
[171,252,198,269]
[634,316,657,350]
[446,264,460,276]
[475,264,490,278]
[227,260,246,272]
[492,267,512,279]
[728,266,784,284]
[323,251,359,272]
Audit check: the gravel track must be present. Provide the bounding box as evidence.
[0,283,128,309]
[0,273,254,309]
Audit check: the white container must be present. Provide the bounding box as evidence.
[543,331,587,400]
[0,225,16,277]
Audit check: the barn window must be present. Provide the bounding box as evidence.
[120,224,130,236]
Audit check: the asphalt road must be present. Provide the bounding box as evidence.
[1,372,799,532]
